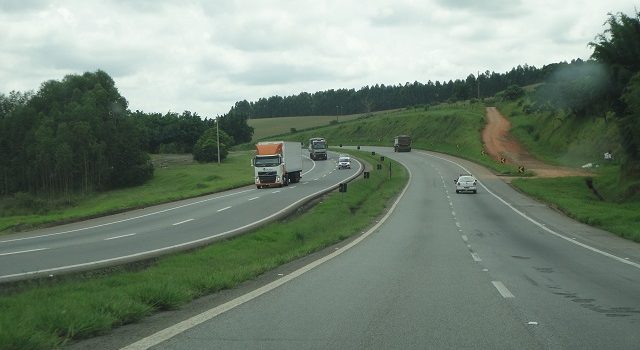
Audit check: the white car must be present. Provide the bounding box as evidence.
[455,174,477,194]
[337,156,351,169]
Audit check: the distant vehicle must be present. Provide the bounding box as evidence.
[394,135,411,152]
[455,174,477,194]
[337,155,351,169]
[253,141,302,189]
[308,137,328,160]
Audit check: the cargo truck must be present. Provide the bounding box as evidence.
[253,141,303,188]
[308,137,328,160]
[393,135,412,152]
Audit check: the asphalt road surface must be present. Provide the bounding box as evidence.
[89,146,640,350]
[0,150,361,283]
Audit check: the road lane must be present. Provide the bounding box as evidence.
[0,152,362,282]
[119,146,640,350]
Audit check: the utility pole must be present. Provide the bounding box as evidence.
[216,117,220,164]
[336,105,339,123]
[477,70,480,99]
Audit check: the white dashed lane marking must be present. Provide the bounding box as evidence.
[173,219,194,226]
[0,248,49,256]
[104,233,137,241]
[492,281,515,298]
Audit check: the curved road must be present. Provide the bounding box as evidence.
[98,146,640,350]
[0,149,362,283]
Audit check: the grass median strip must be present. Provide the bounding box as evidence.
[0,151,407,350]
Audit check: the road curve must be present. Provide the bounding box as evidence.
[0,150,363,283]
[102,146,640,350]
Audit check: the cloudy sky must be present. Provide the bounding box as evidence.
[1,1,637,117]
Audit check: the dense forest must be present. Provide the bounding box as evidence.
[232,64,547,119]
[1,10,638,197]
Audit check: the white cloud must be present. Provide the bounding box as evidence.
[0,0,637,117]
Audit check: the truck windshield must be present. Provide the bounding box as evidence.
[312,142,326,149]
[254,156,281,167]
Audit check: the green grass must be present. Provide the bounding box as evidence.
[249,113,372,142]
[0,151,407,350]
[511,166,640,242]
[497,97,640,241]
[0,152,255,233]
[497,100,621,167]
[258,102,520,175]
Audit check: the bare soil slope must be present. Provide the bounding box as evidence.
[482,107,589,177]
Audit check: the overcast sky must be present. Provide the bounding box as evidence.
[1,1,637,117]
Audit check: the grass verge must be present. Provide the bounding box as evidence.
[511,165,640,242]
[0,152,255,234]
[263,102,521,176]
[0,151,407,350]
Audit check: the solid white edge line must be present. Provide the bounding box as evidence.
[0,247,48,257]
[104,233,137,241]
[119,154,412,350]
[492,281,515,298]
[423,151,640,270]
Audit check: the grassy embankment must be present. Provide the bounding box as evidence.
[0,152,255,234]
[0,150,407,350]
[257,102,519,175]
[254,100,639,242]
[497,100,640,242]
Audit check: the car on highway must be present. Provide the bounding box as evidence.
[337,156,351,169]
[455,174,477,193]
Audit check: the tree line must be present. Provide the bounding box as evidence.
[229,64,549,119]
[526,11,640,180]
[0,71,154,196]
[2,9,637,198]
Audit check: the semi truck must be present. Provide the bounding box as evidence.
[393,135,412,152]
[308,137,328,160]
[253,141,303,188]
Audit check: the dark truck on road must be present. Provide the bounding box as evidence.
[394,135,411,152]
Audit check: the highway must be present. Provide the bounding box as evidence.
[0,150,362,283]
[103,146,640,350]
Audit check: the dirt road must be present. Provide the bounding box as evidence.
[482,107,589,177]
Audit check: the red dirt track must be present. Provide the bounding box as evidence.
[482,107,589,177]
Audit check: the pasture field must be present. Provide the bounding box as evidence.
[248,110,397,141]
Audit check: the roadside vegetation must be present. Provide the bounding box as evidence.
[0,152,254,233]
[0,151,407,350]
[494,11,640,241]
[265,102,520,176]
